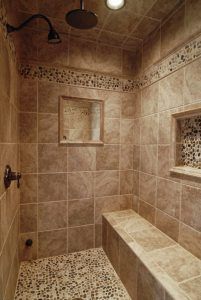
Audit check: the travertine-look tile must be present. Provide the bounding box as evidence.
[20,143,37,173]
[141,83,159,116]
[67,147,96,172]
[38,173,67,202]
[119,239,138,299]
[179,222,201,259]
[153,245,201,282]
[104,118,120,144]
[120,170,133,195]
[38,144,67,173]
[157,145,170,178]
[141,114,158,145]
[20,174,37,204]
[20,113,37,143]
[156,210,179,242]
[121,95,135,119]
[96,145,119,170]
[143,28,160,70]
[157,178,181,219]
[68,198,94,226]
[120,119,134,144]
[38,113,58,143]
[181,185,201,231]
[159,69,184,111]
[107,225,119,274]
[139,200,156,225]
[38,201,67,231]
[184,57,201,104]
[161,5,185,57]
[139,173,156,206]
[137,260,165,300]
[19,79,37,112]
[95,196,120,224]
[120,145,133,170]
[95,171,119,197]
[68,225,94,253]
[68,172,93,200]
[38,81,68,113]
[179,276,201,300]
[38,229,67,258]
[131,227,175,252]
[104,92,121,118]
[20,204,37,233]
[140,145,157,175]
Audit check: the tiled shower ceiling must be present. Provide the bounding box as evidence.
[16,0,184,51]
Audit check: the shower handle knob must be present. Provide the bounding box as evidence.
[4,165,22,189]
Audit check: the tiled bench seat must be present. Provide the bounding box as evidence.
[102,210,201,300]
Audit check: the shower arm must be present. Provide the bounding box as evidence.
[6,14,55,34]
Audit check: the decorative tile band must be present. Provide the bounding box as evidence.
[19,32,201,93]
[140,33,201,88]
[19,63,139,93]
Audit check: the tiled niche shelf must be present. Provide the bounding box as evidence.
[171,107,201,178]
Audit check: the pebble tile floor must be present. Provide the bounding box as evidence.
[15,248,131,300]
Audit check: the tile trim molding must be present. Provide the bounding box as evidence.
[19,32,201,93]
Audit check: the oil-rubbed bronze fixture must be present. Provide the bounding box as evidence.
[6,14,61,44]
[4,165,21,189]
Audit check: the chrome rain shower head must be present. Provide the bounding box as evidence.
[6,14,61,44]
[66,0,98,30]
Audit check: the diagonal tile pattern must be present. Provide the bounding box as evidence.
[14,248,131,300]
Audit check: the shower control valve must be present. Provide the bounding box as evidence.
[4,165,21,189]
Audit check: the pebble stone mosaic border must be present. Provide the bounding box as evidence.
[19,32,201,93]
[14,248,131,300]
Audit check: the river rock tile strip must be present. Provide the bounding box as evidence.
[14,248,131,300]
[19,63,139,93]
[19,33,201,93]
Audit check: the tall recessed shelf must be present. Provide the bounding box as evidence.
[170,107,201,178]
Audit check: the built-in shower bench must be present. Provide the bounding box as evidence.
[102,210,201,300]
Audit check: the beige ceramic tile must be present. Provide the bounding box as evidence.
[20,144,37,173]
[38,229,67,258]
[68,198,94,227]
[38,173,67,202]
[120,170,133,195]
[179,223,201,259]
[131,227,175,252]
[67,147,96,172]
[120,145,133,170]
[179,276,201,300]
[95,195,120,224]
[68,172,93,200]
[20,113,37,143]
[120,119,134,144]
[20,204,37,233]
[181,185,201,231]
[141,83,159,116]
[95,171,119,197]
[38,113,58,143]
[104,118,120,144]
[38,201,67,231]
[156,209,179,242]
[139,200,156,225]
[20,174,37,204]
[140,145,157,175]
[139,173,156,206]
[157,178,181,218]
[19,79,37,112]
[68,225,94,253]
[96,145,119,170]
[153,245,201,282]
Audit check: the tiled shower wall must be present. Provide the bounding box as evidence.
[0,1,20,299]
[18,19,136,258]
[133,0,201,259]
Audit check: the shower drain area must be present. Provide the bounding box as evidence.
[14,248,130,300]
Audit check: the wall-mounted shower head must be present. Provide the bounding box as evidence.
[6,14,61,44]
[66,0,98,30]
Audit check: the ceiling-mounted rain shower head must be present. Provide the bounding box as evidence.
[66,0,98,30]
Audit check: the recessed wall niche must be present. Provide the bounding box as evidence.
[59,96,104,145]
[171,107,201,178]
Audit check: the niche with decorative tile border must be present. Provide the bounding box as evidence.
[171,107,201,178]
